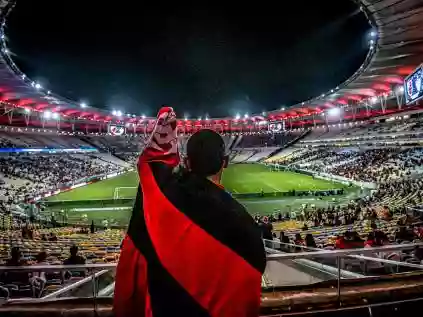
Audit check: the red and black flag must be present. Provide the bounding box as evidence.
[114,107,266,317]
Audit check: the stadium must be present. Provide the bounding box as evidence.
[0,0,422,316]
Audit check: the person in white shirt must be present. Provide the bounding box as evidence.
[30,251,49,297]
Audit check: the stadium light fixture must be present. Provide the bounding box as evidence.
[281,107,285,111]
[198,117,202,121]
[370,31,377,37]
[244,113,249,118]
[141,114,146,119]
[235,114,240,120]
[112,110,117,116]
[80,102,87,108]
[369,39,374,45]
[21,74,26,79]
[47,90,51,94]
[328,108,340,116]
[43,111,51,119]
[116,110,122,117]
[2,48,8,54]
[35,83,42,89]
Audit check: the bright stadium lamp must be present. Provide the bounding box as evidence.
[80,102,87,108]
[370,31,377,37]
[21,74,26,79]
[116,110,122,117]
[43,111,51,119]
[235,114,240,120]
[47,90,51,94]
[35,83,41,89]
[369,39,374,45]
[112,110,117,116]
[141,114,146,119]
[328,108,340,116]
[244,113,249,118]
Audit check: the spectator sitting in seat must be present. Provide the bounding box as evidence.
[2,247,30,289]
[364,232,375,248]
[63,245,86,278]
[63,245,85,265]
[30,251,48,297]
[294,233,304,251]
[279,231,290,251]
[6,247,27,266]
[305,233,317,249]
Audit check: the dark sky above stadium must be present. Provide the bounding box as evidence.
[6,1,370,118]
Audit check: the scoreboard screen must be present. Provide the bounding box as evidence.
[269,121,285,132]
[109,125,125,136]
[405,65,423,105]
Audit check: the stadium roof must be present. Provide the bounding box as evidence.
[0,0,421,131]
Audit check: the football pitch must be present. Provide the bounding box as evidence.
[45,164,353,226]
[48,164,344,201]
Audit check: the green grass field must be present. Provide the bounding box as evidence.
[48,164,344,201]
[221,164,345,193]
[44,164,354,226]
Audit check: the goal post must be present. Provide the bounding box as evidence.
[113,187,137,199]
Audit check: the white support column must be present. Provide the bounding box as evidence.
[380,95,387,114]
[352,103,357,121]
[24,112,30,126]
[395,87,404,110]
[7,108,13,125]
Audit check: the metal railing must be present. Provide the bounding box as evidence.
[0,242,422,309]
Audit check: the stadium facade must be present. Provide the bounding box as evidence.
[0,1,423,316]
[0,0,421,135]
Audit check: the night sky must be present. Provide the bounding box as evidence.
[6,1,370,118]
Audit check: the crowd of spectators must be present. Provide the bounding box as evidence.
[0,153,126,216]
[237,132,300,148]
[274,147,423,184]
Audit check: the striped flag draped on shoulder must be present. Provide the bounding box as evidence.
[114,107,266,317]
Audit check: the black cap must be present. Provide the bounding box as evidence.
[186,129,226,177]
